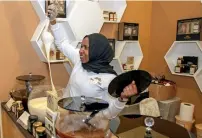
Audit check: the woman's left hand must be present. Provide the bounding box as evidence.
[120,81,138,99]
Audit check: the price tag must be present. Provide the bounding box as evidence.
[5,98,15,111]
[47,91,58,112]
[17,111,30,130]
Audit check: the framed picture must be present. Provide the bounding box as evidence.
[118,22,139,41]
[45,0,66,18]
[176,17,202,41]
[108,39,115,57]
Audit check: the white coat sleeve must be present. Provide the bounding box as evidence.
[99,76,127,119]
[50,23,80,64]
[101,93,127,119]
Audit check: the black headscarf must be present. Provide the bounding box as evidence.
[82,33,117,75]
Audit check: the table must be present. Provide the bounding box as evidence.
[1,102,34,138]
[112,115,195,138]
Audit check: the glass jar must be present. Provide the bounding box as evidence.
[190,65,197,75]
[33,121,43,137]
[16,106,24,118]
[36,126,47,138]
[27,115,38,134]
[27,85,64,123]
[175,65,181,73]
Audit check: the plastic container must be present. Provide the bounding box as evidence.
[175,115,195,131]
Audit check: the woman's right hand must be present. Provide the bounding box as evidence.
[47,3,58,23]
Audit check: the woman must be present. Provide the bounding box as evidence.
[47,3,137,119]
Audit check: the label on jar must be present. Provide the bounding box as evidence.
[175,67,181,73]
[190,67,195,75]
[177,59,181,65]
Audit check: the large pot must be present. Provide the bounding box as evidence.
[56,96,110,138]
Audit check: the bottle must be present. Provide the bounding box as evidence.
[36,126,47,138]
[175,65,181,73]
[56,48,65,60]
[144,127,153,138]
[33,121,43,137]
[190,65,197,75]
[27,115,38,134]
[177,57,183,65]
[16,107,24,118]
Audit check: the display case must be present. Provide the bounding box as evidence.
[118,22,139,41]
[98,0,127,23]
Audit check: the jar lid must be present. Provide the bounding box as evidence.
[36,126,46,133]
[29,115,38,121]
[16,101,22,104]
[17,107,24,110]
[33,121,43,127]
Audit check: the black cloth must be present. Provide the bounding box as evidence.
[82,33,117,75]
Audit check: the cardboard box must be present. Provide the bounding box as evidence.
[148,83,177,101]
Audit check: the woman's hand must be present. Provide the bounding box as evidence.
[120,81,138,100]
[47,3,58,24]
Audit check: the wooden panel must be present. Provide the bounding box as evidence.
[2,109,25,138]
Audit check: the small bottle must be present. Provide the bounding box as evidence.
[190,65,197,75]
[15,101,23,116]
[36,126,47,138]
[177,57,182,65]
[16,107,24,118]
[175,65,181,73]
[109,12,113,21]
[113,12,117,21]
[144,127,153,138]
[56,48,65,60]
[27,115,38,134]
[11,102,17,113]
[33,121,43,137]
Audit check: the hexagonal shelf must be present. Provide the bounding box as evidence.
[194,68,202,92]
[110,41,143,75]
[31,0,104,74]
[67,0,104,41]
[30,19,75,63]
[98,0,127,23]
[164,41,202,77]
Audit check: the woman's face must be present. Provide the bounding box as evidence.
[79,37,89,63]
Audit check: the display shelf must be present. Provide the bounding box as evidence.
[164,41,202,77]
[110,41,143,75]
[194,68,202,92]
[98,0,127,23]
[30,20,76,63]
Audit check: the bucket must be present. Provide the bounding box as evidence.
[195,124,202,138]
[175,115,195,131]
